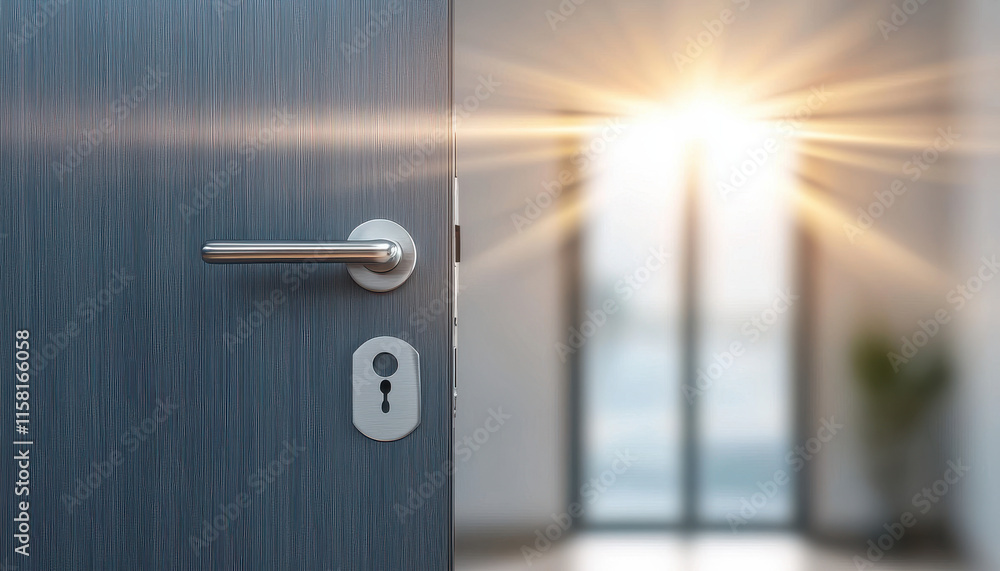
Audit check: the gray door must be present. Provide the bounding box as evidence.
[1,1,454,569]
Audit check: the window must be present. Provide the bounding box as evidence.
[577,105,799,527]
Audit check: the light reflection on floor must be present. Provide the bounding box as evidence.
[456,534,965,571]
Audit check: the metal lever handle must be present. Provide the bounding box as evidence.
[201,219,417,293]
[201,240,402,272]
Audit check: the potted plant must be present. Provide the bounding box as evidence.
[851,326,950,528]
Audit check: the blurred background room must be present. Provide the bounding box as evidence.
[451,0,999,569]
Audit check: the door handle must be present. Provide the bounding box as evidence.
[201,240,400,269]
[201,219,417,292]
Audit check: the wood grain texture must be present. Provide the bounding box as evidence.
[0,1,454,569]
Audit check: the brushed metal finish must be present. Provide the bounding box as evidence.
[201,239,402,269]
[0,1,454,570]
[346,219,418,292]
[352,336,421,442]
[202,220,418,291]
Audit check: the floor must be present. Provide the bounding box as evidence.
[456,534,967,571]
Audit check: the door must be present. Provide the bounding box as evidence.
[1,1,455,569]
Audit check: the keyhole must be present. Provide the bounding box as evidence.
[380,380,392,413]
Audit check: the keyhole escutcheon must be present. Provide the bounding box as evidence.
[380,380,392,413]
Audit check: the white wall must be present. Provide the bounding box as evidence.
[953,2,1000,568]
[453,0,571,535]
